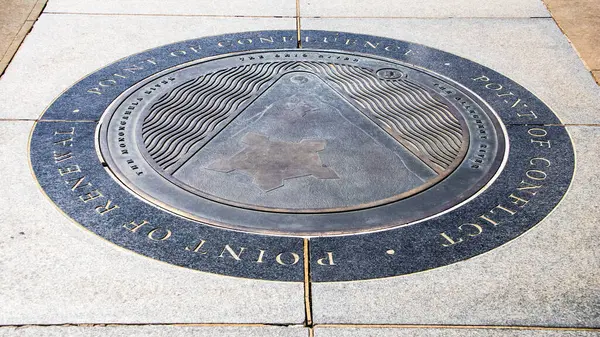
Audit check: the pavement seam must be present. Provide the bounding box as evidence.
[313,324,600,331]
[40,12,555,20]
[303,238,313,327]
[42,12,295,18]
[300,15,552,19]
[0,323,304,328]
[1,324,598,331]
[0,119,98,122]
[296,0,302,47]
[591,70,600,85]
[28,0,48,20]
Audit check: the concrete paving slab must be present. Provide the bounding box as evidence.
[0,14,295,120]
[0,325,307,337]
[300,0,550,18]
[301,18,600,125]
[543,0,600,71]
[310,126,600,326]
[0,121,305,325]
[44,0,296,17]
[1,0,597,328]
[314,327,600,336]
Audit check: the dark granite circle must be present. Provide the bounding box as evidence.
[30,30,574,282]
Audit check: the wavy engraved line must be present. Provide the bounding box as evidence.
[156,67,294,169]
[144,76,224,147]
[339,65,461,161]
[401,79,459,113]
[145,66,250,145]
[148,64,262,161]
[144,67,246,137]
[399,79,464,128]
[345,65,462,141]
[151,76,202,111]
[143,68,237,135]
[143,66,253,162]
[299,63,419,138]
[143,68,235,134]
[341,71,459,167]
[158,61,302,169]
[305,62,461,168]
[366,70,464,130]
[154,62,297,167]
[311,65,450,168]
[162,64,300,160]
[357,67,464,138]
[336,67,456,167]
[142,61,298,169]
[356,71,463,153]
[323,62,463,167]
[383,79,463,141]
[144,74,225,133]
[308,64,442,163]
[372,79,463,149]
[306,62,453,167]
[145,65,255,154]
[152,77,197,110]
[382,84,463,154]
[155,63,280,167]
[141,59,464,171]
[147,65,258,157]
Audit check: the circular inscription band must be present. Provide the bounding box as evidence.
[30,31,574,282]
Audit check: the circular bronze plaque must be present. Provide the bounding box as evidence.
[97,50,505,235]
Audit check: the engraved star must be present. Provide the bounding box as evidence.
[207,133,339,191]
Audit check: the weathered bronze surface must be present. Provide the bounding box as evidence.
[97,49,504,235]
[206,132,340,191]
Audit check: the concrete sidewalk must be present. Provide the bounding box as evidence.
[0,0,599,336]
